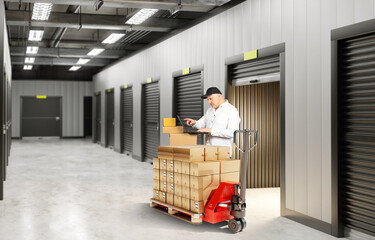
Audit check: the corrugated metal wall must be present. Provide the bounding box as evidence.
[93,0,375,224]
[12,81,93,137]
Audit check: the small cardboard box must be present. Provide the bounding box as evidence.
[158,146,174,160]
[174,172,182,186]
[160,170,167,183]
[181,174,189,188]
[220,160,241,173]
[181,197,190,210]
[167,183,174,194]
[163,126,183,134]
[153,169,159,180]
[167,193,174,205]
[217,146,231,160]
[153,158,159,169]
[160,181,167,192]
[160,192,167,203]
[190,200,205,214]
[167,171,174,184]
[182,185,190,199]
[170,134,197,146]
[174,195,182,208]
[174,160,182,173]
[190,186,217,201]
[153,189,160,200]
[167,160,174,172]
[174,184,182,196]
[190,174,220,189]
[190,161,220,176]
[204,146,218,161]
[160,159,168,171]
[163,118,176,127]
[220,172,240,183]
[173,146,205,162]
[153,179,159,190]
[181,161,190,174]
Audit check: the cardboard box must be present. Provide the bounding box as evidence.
[190,174,220,189]
[204,146,218,161]
[174,172,182,186]
[160,170,167,183]
[160,181,167,192]
[167,193,174,205]
[167,183,174,194]
[181,185,190,199]
[160,159,168,171]
[181,161,190,174]
[190,200,205,214]
[158,146,174,160]
[153,169,159,180]
[174,195,182,208]
[167,171,174,184]
[173,146,205,162]
[170,134,197,146]
[220,172,240,183]
[181,197,190,210]
[163,118,176,127]
[160,192,167,203]
[220,160,241,173]
[174,160,182,173]
[174,184,182,196]
[163,126,183,134]
[217,146,231,160]
[181,174,189,188]
[190,161,220,176]
[153,158,159,169]
[153,189,160,200]
[167,160,174,172]
[190,186,217,201]
[153,179,159,190]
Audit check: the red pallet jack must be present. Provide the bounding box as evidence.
[203,129,258,233]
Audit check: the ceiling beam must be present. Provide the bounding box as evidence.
[12,56,111,66]
[6,10,173,31]
[4,0,220,12]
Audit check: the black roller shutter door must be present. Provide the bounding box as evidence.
[95,94,101,143]
[339,32,375,237]
[121,87,133,153]
[174,72,203,144]
[143,82,159,161]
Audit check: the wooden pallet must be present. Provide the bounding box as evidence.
[150,198,203,224]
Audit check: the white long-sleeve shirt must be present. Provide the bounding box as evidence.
[193,100,240,154]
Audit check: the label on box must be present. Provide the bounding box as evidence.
[163,160,167,166]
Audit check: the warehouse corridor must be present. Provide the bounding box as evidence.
[0,139,342,240]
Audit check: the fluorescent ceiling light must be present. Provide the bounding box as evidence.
[25,57,35,63]
[77,58,91,65]
[87,48,104,56]
[28,30,44,41]
[102,33,125,44]
[32,3,53,20]
[24,65,33,70]
[69,66,81,71]
[26,46,39,54]
[125,9,158,25]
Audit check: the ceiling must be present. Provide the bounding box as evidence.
[4,0,237,81]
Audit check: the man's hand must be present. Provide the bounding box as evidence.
[197,128,211,133]
[184,118,196,126]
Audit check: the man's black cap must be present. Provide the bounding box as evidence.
[201,87,222,99]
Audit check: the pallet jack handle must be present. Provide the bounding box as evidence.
[233,129,258,205]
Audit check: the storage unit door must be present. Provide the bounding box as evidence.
[174,72,203,144]
[121,88,133,153]
[106,91,115,147]
[339,33,375,237]
[95,94,101,143]
[143,82,159,161]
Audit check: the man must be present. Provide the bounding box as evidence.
[185,87,240,155]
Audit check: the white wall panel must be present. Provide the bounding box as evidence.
[93,0,375,224]
[12,80,93,137]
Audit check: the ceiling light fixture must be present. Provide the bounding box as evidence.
[102,33,125,44]
[77,58,91,65]
[28,29,44,41]
[87,48,104,56]
[26,46,39,54]
[69,66,81,71]
[94,0,104,11]
[25,57,35,63]
[32,3,53,20]
[24,65,33,70]
[125,9,158,25]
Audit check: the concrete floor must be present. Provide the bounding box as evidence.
[0,138,344,240]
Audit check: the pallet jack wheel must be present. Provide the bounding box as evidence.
[228,218,242,233]
[239,218,247,232]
